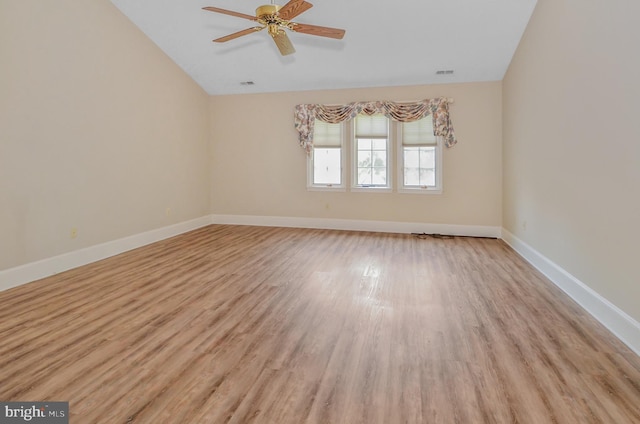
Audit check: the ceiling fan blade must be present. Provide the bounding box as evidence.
[290,23,345,39]
[202,6,258,21]
[278,0,313,21]
[271,31,296,56]
[213,27,264,43]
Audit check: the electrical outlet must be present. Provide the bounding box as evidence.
[521,220,527,231]
[70,228,78,239]
[166,208,172,217]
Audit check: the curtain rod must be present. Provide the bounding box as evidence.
[313,98,454,107]
[400,98,455,104]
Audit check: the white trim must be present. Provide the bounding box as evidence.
[501,228,640,356]
[397,187,443,195]
[212,214,501,238]
[0,215,213,293]
[306,185,347,192]
[7,216,635,356]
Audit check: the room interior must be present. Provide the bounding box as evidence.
[1,0,639,421]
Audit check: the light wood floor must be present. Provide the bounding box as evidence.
[1,225,639,423]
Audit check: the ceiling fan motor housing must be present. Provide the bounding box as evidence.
[256,4,281,19]
[256,4,288,37]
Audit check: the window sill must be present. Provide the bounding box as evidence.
[307,185,346,192]
[351,186,393,193]
[398,187,442,195]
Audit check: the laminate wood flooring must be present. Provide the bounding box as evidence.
[0,225,639,423]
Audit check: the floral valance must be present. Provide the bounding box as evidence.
[294,97,457,153]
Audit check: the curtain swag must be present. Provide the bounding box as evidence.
[294,97,457,154]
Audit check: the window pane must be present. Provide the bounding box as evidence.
[313,148,341,185]
[404,167,420,186]
[419,147,435,168]
[372,151,386,167]
[404,148,419,168]
[358,168,372,185]
[372,168,387,185]
[357,150,372,168]
[372,139,387,150]
[403,146,437,187]
[420,168,435,186]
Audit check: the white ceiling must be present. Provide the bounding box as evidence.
[109,0,538,95]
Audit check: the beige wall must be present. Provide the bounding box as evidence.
[0,1,210,270]
[503,0,640,321]
[210,82,502,227]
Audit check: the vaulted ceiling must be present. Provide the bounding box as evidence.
[110,0,538,95]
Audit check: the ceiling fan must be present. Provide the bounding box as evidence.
[203,0,346,56]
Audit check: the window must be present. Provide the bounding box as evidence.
[308,120,345,189]
[398,116,442,193]
[353,114,390,190]
[306,113,443,193]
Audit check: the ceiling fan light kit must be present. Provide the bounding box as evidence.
[203,0,345,56]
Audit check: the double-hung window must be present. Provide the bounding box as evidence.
[398,116,442,193]
[308,120,345,189]
[353,114,390,190]
[307,111,444,193]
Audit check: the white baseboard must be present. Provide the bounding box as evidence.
[501,228,640,356]
[0,215,213,293]
[3,216,635,356]
[0,215,497,293]
[212,214,502,238]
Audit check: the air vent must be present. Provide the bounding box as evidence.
[436,70,454,75]
[240,81,255,86]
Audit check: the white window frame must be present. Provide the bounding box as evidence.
[307,120,347,191]
[396,117,443,194]
[306,112,445,194]
[351,114,393,192]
